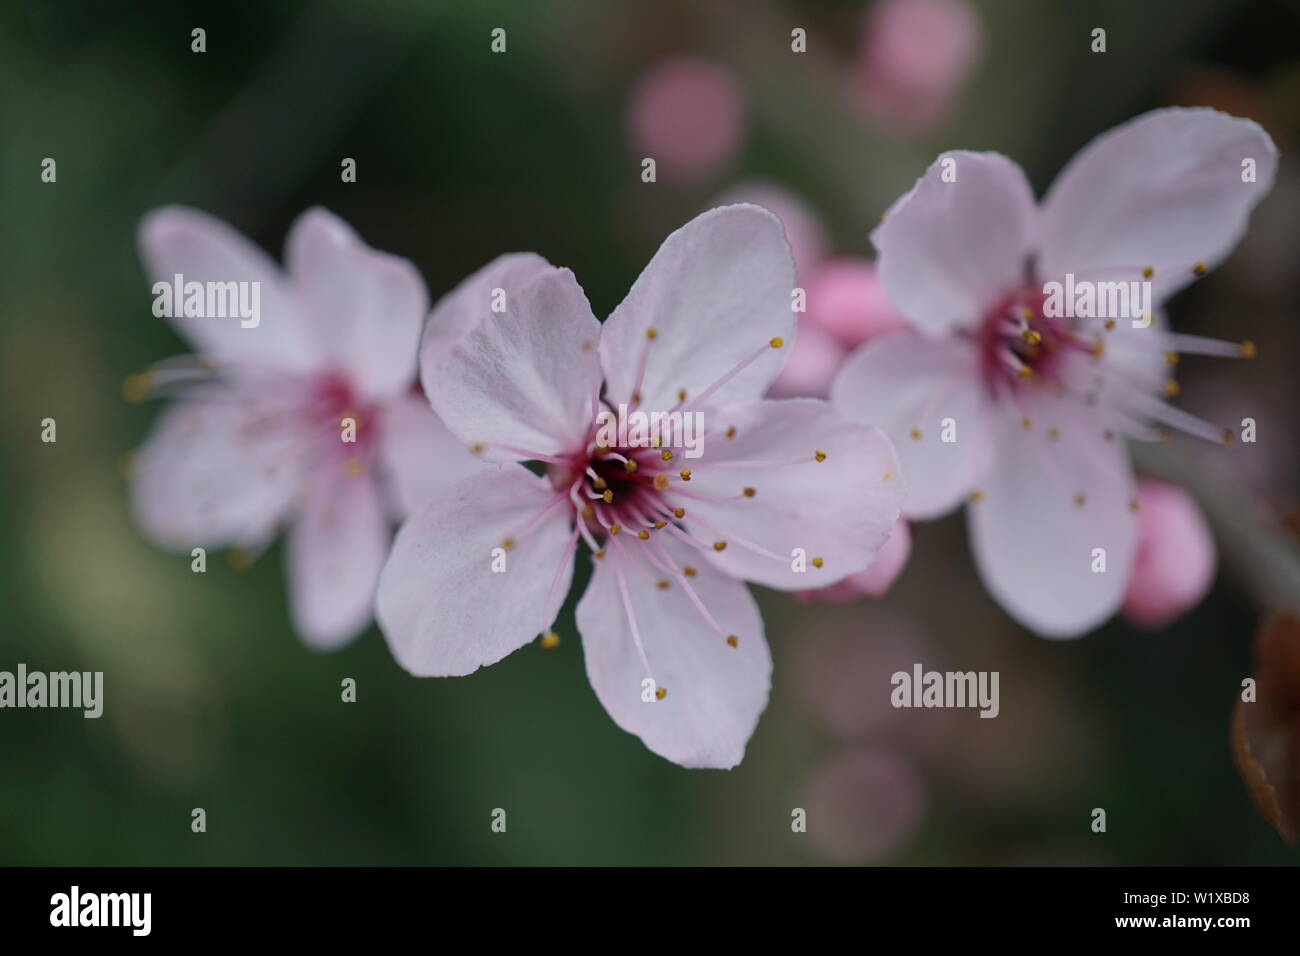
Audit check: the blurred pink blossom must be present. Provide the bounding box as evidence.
[1122,479,1217,629]
[628,57,747,182]
[853,0,982,135]
[802,747,927,863]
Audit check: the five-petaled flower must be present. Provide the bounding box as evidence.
[831,107,1277,637]
[130,206,480,648]
[377,205,905,768]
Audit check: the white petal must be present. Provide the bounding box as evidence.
[1039,108,1278,301]
[420,257,603,461]
[376,393,485,520]
[286,469,389,650]
[677,398,904,590]
[138,206,320,373]
[284,207,427,401]
[967,393,1138,638]
[600,204,795,413]
[871,151,1038,336]
[831,332,997,519]
[130,390,304,550]
[577,533,770,768]
[375,465,576,676]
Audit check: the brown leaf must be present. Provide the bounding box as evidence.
[1231,613,1300,843]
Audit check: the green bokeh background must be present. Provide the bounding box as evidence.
[2,0,1297,864]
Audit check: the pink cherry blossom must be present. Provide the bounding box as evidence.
[1122,479,1217,629]
[832,108,1276,637]
[130,206,481,649]
[376,205,905,768]
[627,57,747,183]
[853,0,982,135]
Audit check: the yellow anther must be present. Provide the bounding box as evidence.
[657,579,670,590]
[540,631,560,649]
[683,566,697,577]
[1128,498,1141,514]
[637,529,650,540]
[1222,428,1234,446]
[909,428,922,440]
[470,443,485,455]
[1142,266,1154,279]
[713,541,727,551]
[742,487,756,498]
[1192,262,1207,277]
[646,327,658,340]
[653,473,670,490]
[653,520,666,529]
[1020,307,1034,321]
[655,686,667,700]
[679,468,692,481]
[623,459,638,473]
[1163,379,1180,398]
[1020,416,1032,429]
[581,505,594,518]
[1165,351,1178,365]
[344,457,364,477]
[1017,365,1033,379]
[631,391,641,404]
[770,336,784,349]
[1073,493,1086,507]
[1240,340,1257,359]
[725,426,737,439]
[501,537,515,551]
[814,449,827,461]
[594,549,607,559]
[660,449,673,461]
[811,556,824,568]
[969,490,984,503]
[602,489,614,504]
[1089,339,1105,358]
[1021,329,1042,346]
[882,471,893,480]
[609,523,622,535]
[673,507,685,519]
[1047,426,1061,440]
[593,476,608,491]
[677,389,687,402]
[726,635,739,648]
[122,371,154,402]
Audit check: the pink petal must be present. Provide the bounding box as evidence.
[1122,479,1216,629]
[709,181,828,276]
[576,533,770,769]
[375,466,576,676]
[871,151,1038,337]
[137,206,320,374]
[286,469,389,650]
[600,205,795,413]
[682,398,904,591]
[376,392,485,520]
[804,257,908,350]
[1039,108,1278,301]
[830,332,996,519]
[284,207,427,402]
[768,316,846,398]
[967,394,1138,638]
[799,517,912,601]
[420,259,603,461]
[130,390,304,550]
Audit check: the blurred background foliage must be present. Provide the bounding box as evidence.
[1,0,1297,864]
